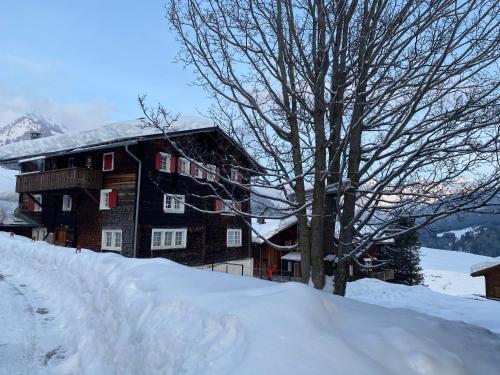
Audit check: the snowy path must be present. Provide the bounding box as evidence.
[0,273,38,375]
[0,272,64,375]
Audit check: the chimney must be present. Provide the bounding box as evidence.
[31,132,42,140]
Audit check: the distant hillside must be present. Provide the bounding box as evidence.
[0,113,66,146]
[420,204,500,257]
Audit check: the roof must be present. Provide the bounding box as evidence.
[251,216,297,244]
[471,261,500,276]
[281,252,301,261]
[0,118,212,162]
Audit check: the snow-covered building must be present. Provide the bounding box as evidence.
[0,119,263,273]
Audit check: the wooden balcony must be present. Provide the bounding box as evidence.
[16,168,102,193]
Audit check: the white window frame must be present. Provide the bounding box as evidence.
[101,230,122,251]
[207,164,216,181]
[163,194,185,213]
[230,168,240,182]
[62,195,72,212]
[33,194,42,212]
[151,228,187,250]
[32,227,47,241]
[179,157,190,175]
[99,189,112,210]
[227,229,242,247]
[221,199,235,215]
[102,152,115,172]
[194,163,204,179]
[159,152,171,173]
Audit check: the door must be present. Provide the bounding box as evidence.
[54,228,66,246]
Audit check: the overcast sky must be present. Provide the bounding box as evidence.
[0,1,210,130]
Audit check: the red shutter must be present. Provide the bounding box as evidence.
[109,191,118,208]
[155,153,162,170]
[103,153,113,171]
[170,156,177,173]
[237,172,243,184]
[202,164,208,179]
[27,196,35,212]
[190,162,196,176]
[215,167,220,181]
[215,199,222,212]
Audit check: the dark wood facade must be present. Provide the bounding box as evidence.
[471,264,500,300]
[15,129,256,268]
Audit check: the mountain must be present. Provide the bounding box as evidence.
[0,113,66,146]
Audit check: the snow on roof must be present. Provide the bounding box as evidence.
[251,216,297,244]
[471,261,500,275]
[0,117,214,162]
[281,251,301,261]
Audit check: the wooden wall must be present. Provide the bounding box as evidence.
[484,269,500,299]
[18,130,254,266]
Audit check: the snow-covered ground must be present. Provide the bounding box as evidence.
[436,226,480,240]
[420,247,491,296]
[346,246,500,337]
[1,234,499,375]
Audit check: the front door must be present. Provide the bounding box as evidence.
[54,228,66,246]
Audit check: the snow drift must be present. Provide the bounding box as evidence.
[0,234,499,375]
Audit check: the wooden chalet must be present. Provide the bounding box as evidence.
[252,217,395,282]
[471,261,500,300]
[0,119,262,275]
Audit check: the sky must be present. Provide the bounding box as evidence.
[0,1,211,130]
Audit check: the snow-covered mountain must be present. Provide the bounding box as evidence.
[0,113,66,146]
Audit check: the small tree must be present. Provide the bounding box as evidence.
[380,218,424,286]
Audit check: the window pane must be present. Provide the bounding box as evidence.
[165,231,172,247]
[106,232,112,247]
[115,232,122,248]
[175,231,183,246]
[165,195,171,209]
[153,232,162,247]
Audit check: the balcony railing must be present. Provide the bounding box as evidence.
[16,168,102,193]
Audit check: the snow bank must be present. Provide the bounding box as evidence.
[347,278,500,335]
[420,247,493,296]
[1,234,499,375]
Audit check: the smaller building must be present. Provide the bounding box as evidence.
[471,261,500,300]
[251,216,395,282]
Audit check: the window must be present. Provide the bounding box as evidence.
[33,194,42,212]
[227,229,242,247]
[179,158,190,175]
[151,228,187,250]
[230,168,242,182]
[68,158,75,168]
[163,194,185,213]
[349,264,354,277]
[157,152,171,172]
[194,163,204,179]
[100,189,117,210]
[102,152,114,171]
[207,164,217,181]
[32,227,47,241]
[62,195,72,212]
[221,199,235,215]
[101,230,122,251]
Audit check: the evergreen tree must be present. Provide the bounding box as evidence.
[380,218,424,286]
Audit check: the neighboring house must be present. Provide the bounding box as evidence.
[0,119,262,274]
[471,261,500,300]
[251,217,395,282]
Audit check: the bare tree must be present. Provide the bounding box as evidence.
[159,0,500,295]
